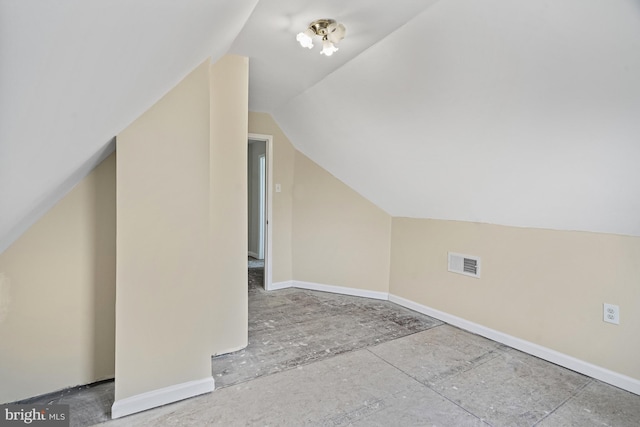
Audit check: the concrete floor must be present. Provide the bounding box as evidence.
[13,380,113,426]
[248,256,264,269]
[211,267,442,389]
[20,268,640,426]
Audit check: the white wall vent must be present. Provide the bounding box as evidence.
[448,252,481,278]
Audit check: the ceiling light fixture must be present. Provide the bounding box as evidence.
[296,19,346,56]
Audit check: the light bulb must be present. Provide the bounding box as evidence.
[320,39,339,56]
[296,29,314,49]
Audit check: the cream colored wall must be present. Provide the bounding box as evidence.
[390,217,640,380]
[247,113,392,291]
[209,55,249,354]
[0,153,116,403]
[248,112,295,283]
[1,61,635,408]
[292,152,391,292]
[115,60,214,400]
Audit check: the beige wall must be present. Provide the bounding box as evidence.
[115,60,214,400]
[390,217,640,380]
[248,112,295,283]
[292,152,391,292]
[5,67,635,407]
[248,113,392,291]
[209,55,249,354]
[0,153,116,403]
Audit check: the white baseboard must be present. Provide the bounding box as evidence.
[292,280,389,300]
[262,280,640,396]
[248,251,259,259]
[267,280,294,291]
[267,280,388,300]
[111,377,215,419]
[388,294,640,396]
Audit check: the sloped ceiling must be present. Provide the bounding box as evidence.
[1,0,639,254]
[0,0,259,252]
[229,0,440,112]
[270,0,640,236]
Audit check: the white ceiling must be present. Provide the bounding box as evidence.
[1,0,640,252]
[272,0,640,236]
[0,0,259,252]
[228,0,440,112]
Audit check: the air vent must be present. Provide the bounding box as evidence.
[448,252,481,278]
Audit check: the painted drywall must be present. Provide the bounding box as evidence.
[0,153,116,403]
[248,113,392,291]
[229,0,440,112]
[389,217,640,380]
[115,60,214,401]
[292,152,391,292]
[247,140,266,258]
[274,0,640,237]
[209,55,249,355]
[248,113,295,284]
[0,0,260,254]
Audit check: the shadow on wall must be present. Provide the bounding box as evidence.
[91,153,117,381]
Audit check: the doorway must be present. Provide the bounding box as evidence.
[258,154,266,260]
[247,134,272,290]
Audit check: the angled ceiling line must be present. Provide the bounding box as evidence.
[271,0,444,116]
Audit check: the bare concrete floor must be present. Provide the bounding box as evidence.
[211,268,443,389]
[20,268,640,426]
[248,256,264,269]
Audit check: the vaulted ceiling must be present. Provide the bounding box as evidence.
[1,0,639,252]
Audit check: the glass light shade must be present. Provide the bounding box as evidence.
[320,39,339,56]
[327,23,346,44]
[296,29,314,49]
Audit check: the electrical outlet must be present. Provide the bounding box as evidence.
[603,303,620,325]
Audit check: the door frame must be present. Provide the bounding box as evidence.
[257,153,265,260]
[248,133,273,290]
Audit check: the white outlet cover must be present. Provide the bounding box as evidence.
[603,303,620,325]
